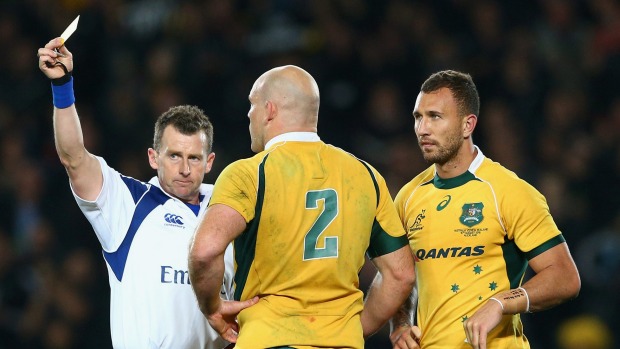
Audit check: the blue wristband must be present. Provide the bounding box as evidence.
[51,76,75,109]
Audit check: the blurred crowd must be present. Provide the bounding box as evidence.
[1,0,619,348]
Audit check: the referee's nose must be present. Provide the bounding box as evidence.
[180,159,191,176]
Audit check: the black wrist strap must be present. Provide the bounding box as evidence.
[51,62,72,86]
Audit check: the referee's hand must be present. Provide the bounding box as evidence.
[37,37,73,79]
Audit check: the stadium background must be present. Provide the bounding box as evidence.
[1,0,619,348]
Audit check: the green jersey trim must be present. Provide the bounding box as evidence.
[359,160,379,207]
[367,220,409,259]
[359,159,408,258]
[501,237,528,289]
[432,171,480,189]
[525,234,566,260]
[233,154,269,300]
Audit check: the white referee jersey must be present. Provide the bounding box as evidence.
[73,156,233,349]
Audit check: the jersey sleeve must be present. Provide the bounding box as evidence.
[394,181,417,231]
[366,166,409,259]
[72,156,146,252]
[501,178,564,259]
[394,186,407,227]
[209,159,259,223]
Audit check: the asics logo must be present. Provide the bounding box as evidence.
[437,195,451,211]
[164,213,184,225]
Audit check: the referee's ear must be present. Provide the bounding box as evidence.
[204,152,215,174]
[148,148,159,170]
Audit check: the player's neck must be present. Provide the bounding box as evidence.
[434,143,477,179]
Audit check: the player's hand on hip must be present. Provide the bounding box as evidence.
[463,299,503,349]
[207,296,259,343]
[38,37,73,79]
[390,325,422,349]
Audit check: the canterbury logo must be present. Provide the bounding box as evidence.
[164,213,184,225]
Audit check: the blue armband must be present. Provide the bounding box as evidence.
[51,74,75,109]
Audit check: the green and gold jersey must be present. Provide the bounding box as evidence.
[395,147,565,349]
[209,132,408,349]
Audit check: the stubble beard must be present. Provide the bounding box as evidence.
[420,132,463,165]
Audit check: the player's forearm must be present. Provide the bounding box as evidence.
[362,274,413,338]
[361,273,388,337]
[188,248,226,316]
[389,286,417,331]
[521,264,580,312]
[362,251,415,338]
[493,245,580,314]
[492,274,580,315]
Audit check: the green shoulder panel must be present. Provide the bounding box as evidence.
[501,236,528,289]
[233,154,269,300]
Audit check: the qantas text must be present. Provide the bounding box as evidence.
[415,245,485,260]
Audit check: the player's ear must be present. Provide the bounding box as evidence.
[266,100,277,122]
[148,148,159,170]
[463,114,477,138]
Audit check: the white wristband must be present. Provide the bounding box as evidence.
[489,297,504,311]
[518,287,530,313]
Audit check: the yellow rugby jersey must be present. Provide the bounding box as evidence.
[395,147,565,349]
[209,132,408,349]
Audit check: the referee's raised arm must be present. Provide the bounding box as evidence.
[38,37,102,201]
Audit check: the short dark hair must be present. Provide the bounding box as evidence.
[421,70,480,117]
[153,105,214,152]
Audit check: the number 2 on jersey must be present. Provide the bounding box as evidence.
[303,189,339,260]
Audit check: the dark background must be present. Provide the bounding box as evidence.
[1,0,619,348]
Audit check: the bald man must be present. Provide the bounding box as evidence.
[189,65,415,348]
